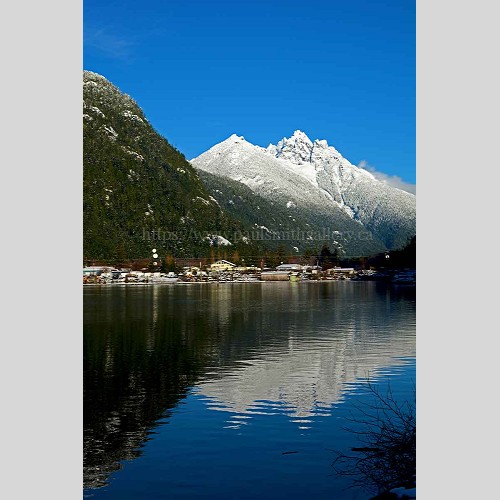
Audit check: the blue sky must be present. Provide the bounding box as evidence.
[84,0,415,187]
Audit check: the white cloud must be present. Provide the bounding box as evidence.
[84,28,135,60]
[358,160,416,195]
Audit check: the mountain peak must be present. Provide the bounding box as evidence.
[83,70,108,82]
[291,129,311,140]
[283,130,313,146]
[221,134,249,145]
[314,138,329,148]
[273,130,313,165]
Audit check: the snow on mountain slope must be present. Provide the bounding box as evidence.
[268,130,416,248]
[191,134,334,212]
[191,131,415,252]
[191,135,385,256]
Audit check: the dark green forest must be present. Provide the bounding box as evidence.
[83,71,260,261]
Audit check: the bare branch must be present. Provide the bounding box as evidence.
[331,377,416,496]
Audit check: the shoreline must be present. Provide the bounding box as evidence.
[83,279,415,286]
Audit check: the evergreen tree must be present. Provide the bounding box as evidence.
[319,242,334,269]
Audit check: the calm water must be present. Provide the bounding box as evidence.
[83,281,416,499]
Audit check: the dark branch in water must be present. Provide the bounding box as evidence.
[332,378,416,498]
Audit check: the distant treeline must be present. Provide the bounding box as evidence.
[364,235,416,269]
[85,236,416,272]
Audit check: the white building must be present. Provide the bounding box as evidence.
[210,260,237,272]
[275,263,302,271]
[83,266,108,276]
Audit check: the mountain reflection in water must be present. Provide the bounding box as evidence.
[83,281,415,494]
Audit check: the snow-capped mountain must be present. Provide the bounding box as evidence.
[191,131,415,253]
[269,130,416,248]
